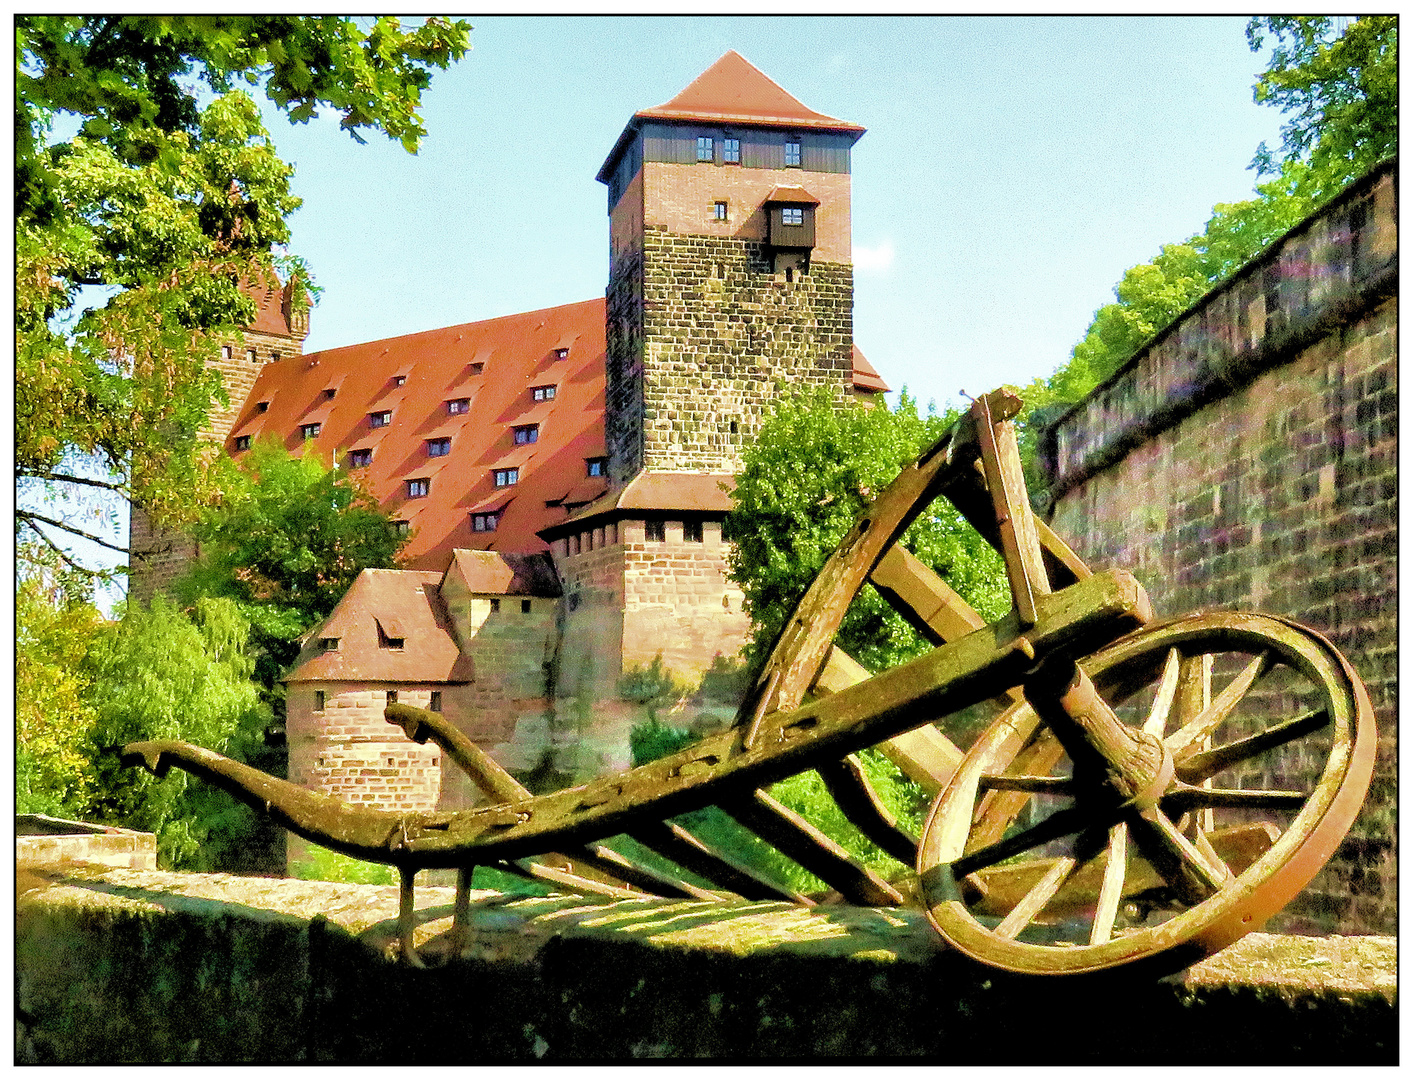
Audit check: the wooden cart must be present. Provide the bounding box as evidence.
[125,390,1375,977]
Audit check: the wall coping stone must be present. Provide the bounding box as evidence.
[17,866,1396,1063]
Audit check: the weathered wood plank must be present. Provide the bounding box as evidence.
[817,755,920,867]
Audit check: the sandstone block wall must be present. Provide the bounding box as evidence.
[1043,163,1397,935]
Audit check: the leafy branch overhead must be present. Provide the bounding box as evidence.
[15,16,470,572]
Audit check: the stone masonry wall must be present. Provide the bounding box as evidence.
[607,228,853,481]
[1043,163,1397,935]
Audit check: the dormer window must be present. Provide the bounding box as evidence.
[785,140,801,167]
[722,137,740,164]
[553,348,569,361]
[378,625,405,650]
[469,362,484,375]
[494,468,519,487]
[447,398,470,415]
[472,511,498,532]
[782,207,803,226]
[513,425,538,445]
[393,521,410,536]
[257,401,270,413]
[427,437,451,457]
[697,136,714,161]
[370,411,392,428]
[395,375,407,386]
[323,387,337,400]
[407,478,430,498]
[234,435,251,452]
[301,422,321,439]
[586,457,606,477]
[348,448,373,468]
[320,637,339,651]
[531,385,556,402]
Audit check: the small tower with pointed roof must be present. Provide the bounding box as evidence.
[596,51,866,482]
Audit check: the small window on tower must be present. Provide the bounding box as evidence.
[427,437,451,457]
[247,348,258,362]
[531,385,556,402]
[315,690,325,711]
[785,140,801,167]
[430,691,442,712]
[684,520,703,543]
[386,690,398,704]
[714,201,728,221]
[407,478,430,498]
[586,457,606,477]
[221,345,233,360]
[348,448,373,468]
[448,398,470,415]
[782,207,804,226]
[490,598,501,613]
[235,435,251,452]
[697,136,714,161]
[513,425,539,445]
[521,599,532,614]
[722,138,740,163]
[300,422,321,439]
[271,351,281,362]
[645,519,666,543]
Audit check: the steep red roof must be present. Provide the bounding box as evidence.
[286,569,473,684]
[851,346,889,393]
[229,299,608,571]
[639,51,864,133]
[242,274,301,338]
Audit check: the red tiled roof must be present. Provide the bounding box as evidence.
[639,51,864,133]
[243,274,299,338]
[228,299,609,571]
[851,345,890,393]
[285,569,473,684]
[446,550,561,597]
[764,184,820,206]
[540,472,736,541]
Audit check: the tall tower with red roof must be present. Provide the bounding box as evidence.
[596,51,866,482]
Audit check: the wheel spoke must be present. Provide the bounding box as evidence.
[1163,786,1308,812]
[1132,805,1232,903]
[1142,648,1183,737]
[977,774,1074,795]
[994,856,1077,939]
[1165,651,1271,759]
[1176,708,1331,783]
[952,804,1092,878]
[1089,821,1129,945]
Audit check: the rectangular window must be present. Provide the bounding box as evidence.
[531,385,556,402]
[235,435,251,452]
[301,422,321,439]
[684,520,703,543]
[315,690,325,711]
[387,690,398,704]
[394,520,410,536]
[490,598,501,613]
[696,135,714,161]
[494,468,519,487]
[271,351,281,362]
[221,345,233,360]
[722,137,740,163]
[513,425,539,445]
[348,448,373,468]
[430,690,442,712]
[714,201,728,221]
[407,478,430,498]
[427,437,451,457]
[586,457,606,477]
[472,512,498,532]
[447,398,470,415]
[645,519,665,543]
[782,207,804,226]
[246,348,258,362]
[785,140,802,167]
[521,599,532,614]
[370,411,392,428]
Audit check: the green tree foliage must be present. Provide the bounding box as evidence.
[83,594,271,868]
[178,437,407,689]
[727,388,1009,675]
[16,16,470,575]
[16,545,106,817]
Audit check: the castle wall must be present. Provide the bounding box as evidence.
[1043,163,1397,935]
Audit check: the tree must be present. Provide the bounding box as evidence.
[727,388,1009,675]
[83,594,270,868]
[177,437,407,690]
[16,16,471,578]
[16,545,106,817]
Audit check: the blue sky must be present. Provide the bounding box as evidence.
[272,15,1284,412]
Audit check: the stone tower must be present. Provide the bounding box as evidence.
[597,51,866,483]
[127,275,310,604]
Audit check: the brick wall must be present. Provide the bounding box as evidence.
[1043,162,1396,934]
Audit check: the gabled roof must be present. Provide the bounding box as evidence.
[445,550,562,598]
[598,51,864,183]
[539,472,735,541]
[285,568,473,684]
[242,274,304,339]
[764,184,820,206]
[225,297,885,570]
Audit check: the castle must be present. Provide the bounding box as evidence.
[130,52,887,813]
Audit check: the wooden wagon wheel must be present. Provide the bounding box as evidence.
[917,611,1376,977]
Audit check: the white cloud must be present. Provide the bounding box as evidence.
[853,239,895,273]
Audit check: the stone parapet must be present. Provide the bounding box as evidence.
[16,866,1397,1063]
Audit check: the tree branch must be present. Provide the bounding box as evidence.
[19,469,131,497]
[19,510,131,555]
[21,520,112,579]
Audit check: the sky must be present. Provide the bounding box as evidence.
[271,15,1286,410]
[29,15,1297,607]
